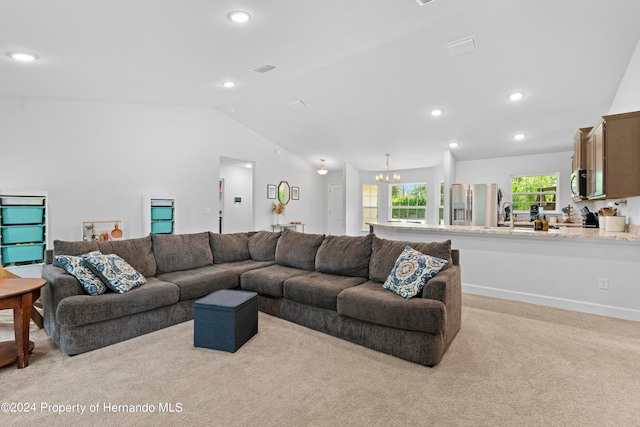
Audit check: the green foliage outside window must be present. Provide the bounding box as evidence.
[511,175,558,211]
[391,183,426,220]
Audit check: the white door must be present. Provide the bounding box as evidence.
[328,183,345,235]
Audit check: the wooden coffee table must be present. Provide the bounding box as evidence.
[0,278,47,368]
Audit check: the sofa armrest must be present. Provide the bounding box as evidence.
[421,264,459,305]
[42,265,86,335]
[421,263,462,346]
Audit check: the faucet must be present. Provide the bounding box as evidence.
[501,201,514,230]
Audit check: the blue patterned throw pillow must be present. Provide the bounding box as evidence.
[383,245,448,299]
[55,251,107,296]
[82,252,147,294]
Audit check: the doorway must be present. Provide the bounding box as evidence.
[219,157,254,233]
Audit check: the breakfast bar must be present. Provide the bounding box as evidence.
[368,222,640,322]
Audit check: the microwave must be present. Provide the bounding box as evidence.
[571,169,587,201]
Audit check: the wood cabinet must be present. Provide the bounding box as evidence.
[584,110,640,200]
[572,127,591,171]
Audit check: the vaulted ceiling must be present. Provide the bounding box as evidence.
[2,0,640,172]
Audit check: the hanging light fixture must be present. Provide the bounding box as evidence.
[317,159,328,175]
[376,154,400,183]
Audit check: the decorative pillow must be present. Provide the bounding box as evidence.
[53,239,100,268]
[382,246,448,299]
[55,251,107,296]
[369,237,452,282]
[81,252,147,294]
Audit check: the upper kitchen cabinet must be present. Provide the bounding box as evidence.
[585,110,640,200]
[572,127,591,171]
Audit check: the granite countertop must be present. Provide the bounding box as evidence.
[368,222,640,242]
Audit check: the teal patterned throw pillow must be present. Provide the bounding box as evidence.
[55,251,107,296]
[383,245,448,299]
[82,252,147,294]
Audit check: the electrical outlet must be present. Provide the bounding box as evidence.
[598,277,609,290]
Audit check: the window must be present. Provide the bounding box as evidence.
[391,183,426,221]
[438,181,445,225]
[362,185,378,229]
[511,174,558,212]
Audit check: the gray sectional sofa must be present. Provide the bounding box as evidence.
[42,228,461,366]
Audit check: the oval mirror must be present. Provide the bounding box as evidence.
[278,181,291,205]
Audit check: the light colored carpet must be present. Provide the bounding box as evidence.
[1,294,640,427]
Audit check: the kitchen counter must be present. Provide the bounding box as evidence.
[368,222,640,242]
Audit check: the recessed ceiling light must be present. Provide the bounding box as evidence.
[431,109,443,117]
[509,92,524,101]
[513,133,526,140]
[7,52,38,62]
[228,11,251,23]
[449,142,459,148]
[222,81,236,88]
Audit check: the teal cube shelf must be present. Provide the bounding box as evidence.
[151,207,174,220]
[151,221,173,234]
[1,225,45,245]
[1,206,45,225]
[1,243,46,264]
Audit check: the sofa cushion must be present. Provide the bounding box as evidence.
[213,259,276,275]
[55,252,107,296]
[156,265,239,300]
[209,232,251,264]
[248,231,280,261]
[383,246,448,299]
[96,235,156,278]
[82,252,147,294]
[241,264,311,298]
[369,237,452,283]
[53,239,100,268]
[152,232,213,274]
[55,277,180,326]
[315,234,373,278]
[284,271,367,311]
[275,228,325,271]
[337,281,446,334]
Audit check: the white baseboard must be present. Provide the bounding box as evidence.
[463,283,640,322]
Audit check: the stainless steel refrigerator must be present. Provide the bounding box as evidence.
[450,183,501,227]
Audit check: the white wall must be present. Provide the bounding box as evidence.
[609,37,640,115]
[0,97,325,243]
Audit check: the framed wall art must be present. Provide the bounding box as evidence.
[267,184,277,199]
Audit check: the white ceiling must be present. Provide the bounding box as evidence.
[2,0,640,172]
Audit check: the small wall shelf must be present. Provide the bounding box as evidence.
[143,195,176,235]
[81,220,124,241]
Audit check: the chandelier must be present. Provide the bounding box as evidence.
[375,154,400,183]
[317,159,328,175]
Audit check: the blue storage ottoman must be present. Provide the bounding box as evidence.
[194,289,258,352]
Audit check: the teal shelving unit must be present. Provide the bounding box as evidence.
[0,194,47,267]
[143,196,176,235]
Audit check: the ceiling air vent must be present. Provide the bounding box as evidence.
[446,36,477,56]
[288,99,307,109]
[416,0,434,5]
[254,64,276,73]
